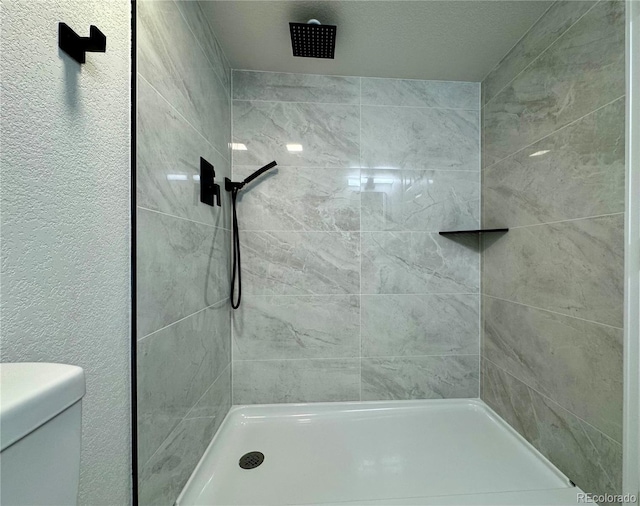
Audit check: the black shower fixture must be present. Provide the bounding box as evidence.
[290,19,336,59]
[225,161,278,309]
[58,22,106,64]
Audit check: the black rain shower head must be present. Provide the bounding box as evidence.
[289,20,336,59]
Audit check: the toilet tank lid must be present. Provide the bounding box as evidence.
[0,363,85,451]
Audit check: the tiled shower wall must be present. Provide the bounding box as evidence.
[231,71,481,404]
[136,2,232,504]
[480,0,625,498]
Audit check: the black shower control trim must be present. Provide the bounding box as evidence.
[200,157,221,207]
[58,23,106,64]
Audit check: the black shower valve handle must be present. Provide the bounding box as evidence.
[200,157,221,207]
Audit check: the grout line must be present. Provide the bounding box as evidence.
[359,76,363,402]
[361,103,479,112]
[234,354,480,364]
[483,357,622,445]
[233,98,359,107]
[233,164,480,174]
[482,94,625,171]
[482,294,623,330]
[137,73,231,164]
[477,83,483,399]
[137,298,230,342]
[230,70,236,406]
[232,68,478,86]
[237,293,480,298]
[231,97,478,112]
[238,230,482,234]
[506,211,624,230]
[137,206,231,232]
[482,0,603,109]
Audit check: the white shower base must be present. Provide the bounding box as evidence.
[177,399,583,505]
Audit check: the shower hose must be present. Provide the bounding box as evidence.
[230,184,242,309]
[226,161,277,309]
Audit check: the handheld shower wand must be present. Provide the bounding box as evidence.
[225,161,278,309]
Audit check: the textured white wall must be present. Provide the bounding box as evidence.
[0,1,132,504]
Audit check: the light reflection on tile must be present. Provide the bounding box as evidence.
[233,100,360,167]
[483,98,625,228]
[483,0,625,166]
[361,169,479,232]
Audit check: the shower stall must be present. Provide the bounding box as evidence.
[134,1,637,504]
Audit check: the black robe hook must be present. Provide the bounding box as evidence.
[58,23,106,64]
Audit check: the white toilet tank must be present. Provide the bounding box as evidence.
[0,363,85,506]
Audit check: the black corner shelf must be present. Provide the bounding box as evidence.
[439,228,509,236]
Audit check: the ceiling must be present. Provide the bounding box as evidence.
[201,1,553,82]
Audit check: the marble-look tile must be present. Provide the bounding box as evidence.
[484,297,622,442]
[361,169,479,232]
[137,0,230,158]
[482,1,596,106]
[361,105,479,171]
[137,209,230,336]
[361,355,479,401]
[137,76,230,229]
[362,78,479,110]
[233,70,360,104]
[184,365,232,422]
[482,215,624,327]
[175,0,231,91]
[362,294,479,357]
[233,166,360,232]
[139,367,231,506]
[483,0,625,166]
[240,231,360,295]
[136,301,230,465]
[233,359,360,404]
[362,232,479,294]
[233,295,360,360]
[482,360,622,497]
[483,98,625,228]
[232,100,359,168]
